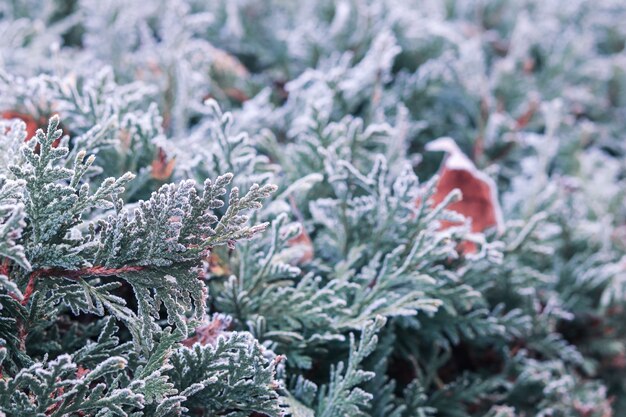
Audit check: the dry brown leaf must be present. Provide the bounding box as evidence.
[1,110,40,140]
[151,147,176,180]
[425,137,504,254]
[286,225,314,265]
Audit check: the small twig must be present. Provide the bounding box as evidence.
[17,264,145,352]
[21,265,144,306]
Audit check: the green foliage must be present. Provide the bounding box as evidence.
[168,332,284,416]
[316,316,386,417]
[2,0,626,416]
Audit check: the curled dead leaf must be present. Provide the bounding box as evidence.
[151,147,176,180]
[425,137,504,254]
[285,224,314,265]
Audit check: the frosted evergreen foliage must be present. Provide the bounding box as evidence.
[1,0,626,416]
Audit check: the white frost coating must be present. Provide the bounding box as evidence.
[425,137,475,171]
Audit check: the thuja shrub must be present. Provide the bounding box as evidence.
[1,0,626,416]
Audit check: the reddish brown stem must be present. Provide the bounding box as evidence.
[21,273,37,306]
[18,264,145,351]
[515,97,539,130]
[0,257,9,277]
[21,265,144,306]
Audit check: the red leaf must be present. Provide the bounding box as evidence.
[286,224,314,265]
[1,110,39,141]
[1,111,65,150]
[426,137,504,254]
[151,147,176,180]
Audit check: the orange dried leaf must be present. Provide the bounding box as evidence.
[425,137,504,254]
[151,148,176,180]
[286,225,314,265]
[2,111,66,152]
[1,110,39,140]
